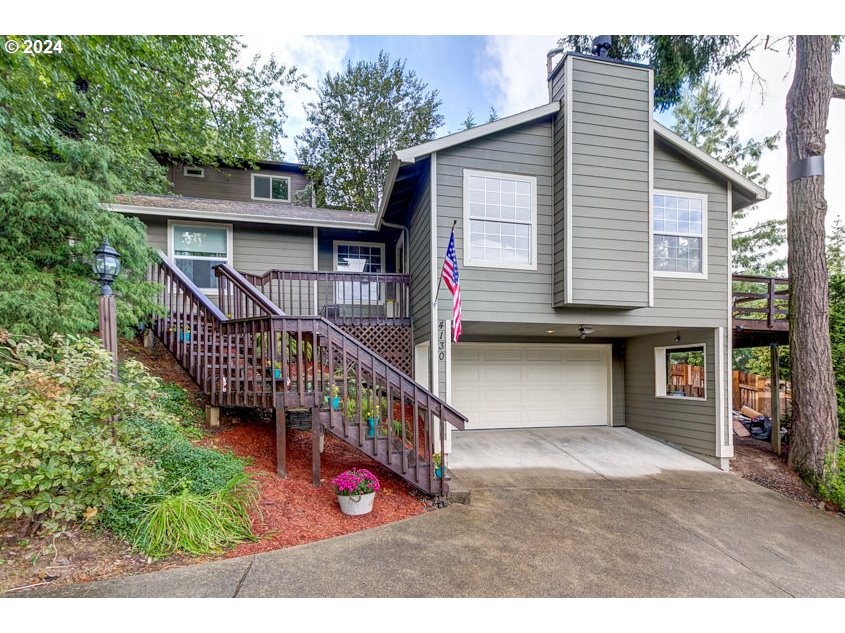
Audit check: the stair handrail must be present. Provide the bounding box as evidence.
[215,263,285,318]
[155,250,227,321]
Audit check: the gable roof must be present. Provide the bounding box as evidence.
[377,102,768,224]
[110,194,377,230]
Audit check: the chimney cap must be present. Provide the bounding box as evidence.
[591,35,612,58]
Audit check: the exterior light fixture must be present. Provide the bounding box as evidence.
[578,325,593,340]
[546,329,555,334]
[674,331,681,343]
[93,237,121,384]
[92,237,122,295]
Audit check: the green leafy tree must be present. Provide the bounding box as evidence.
[0,36,301,338]
[461,109,477,130]
[297,50,444,213]
[487,106,499,123]
[828,218,845,438]
[671,80,783,275]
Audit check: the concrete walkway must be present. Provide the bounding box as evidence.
[28,428,845,597]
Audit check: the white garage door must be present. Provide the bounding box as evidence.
[451,344,611,429]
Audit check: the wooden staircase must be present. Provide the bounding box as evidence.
[149,252,466,496]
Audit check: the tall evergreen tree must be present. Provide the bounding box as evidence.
[671,80,784,275]
[296,51,444,213]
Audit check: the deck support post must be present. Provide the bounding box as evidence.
[275,407,287,478]
[311,406,322,487]
[770,343,781,456]
[205,405,220,428]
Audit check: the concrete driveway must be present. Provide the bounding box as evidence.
[29,427,845,598]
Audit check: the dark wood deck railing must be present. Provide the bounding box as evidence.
[149,253,464,495]
[243,269,411,326]
[732,274,789,330]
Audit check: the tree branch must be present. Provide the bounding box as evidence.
[834,83,845,100]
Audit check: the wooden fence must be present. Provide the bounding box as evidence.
[732,370,792,417]
[668,363,705,398]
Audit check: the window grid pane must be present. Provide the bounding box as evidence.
[653,193,704,273]
[468,174,533,265]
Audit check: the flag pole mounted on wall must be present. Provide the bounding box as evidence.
[436,220,462,344]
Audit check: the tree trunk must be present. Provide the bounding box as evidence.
[786,36,839,478]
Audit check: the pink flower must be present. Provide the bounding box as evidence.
[332,468,381,496]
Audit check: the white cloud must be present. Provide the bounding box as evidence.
[480,35,559,116]
[717,43,845,233]
[242,35,350,160]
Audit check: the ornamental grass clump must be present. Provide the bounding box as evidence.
[332,468,381,496]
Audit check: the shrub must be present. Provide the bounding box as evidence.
[0,335,158,531]
[129,472,258,559]
[818,445,845,510]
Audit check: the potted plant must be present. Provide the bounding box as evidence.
[362,396,376,438]
[266,360,282,380]
[433,452,443,479]
[325,384,340,410]
[332,468,380,516]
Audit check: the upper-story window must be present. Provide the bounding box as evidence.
[653,190,708,278]
[168,221,232,292]
[463,169,537,270]
[252,174,291,202]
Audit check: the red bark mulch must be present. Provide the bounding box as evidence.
[202,421,429,558]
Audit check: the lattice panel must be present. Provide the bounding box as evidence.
[338,325,413,376]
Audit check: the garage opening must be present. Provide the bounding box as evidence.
[451,344,611,430]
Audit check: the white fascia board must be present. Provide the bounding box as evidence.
[653,122,769,204]
[374,155,403,227]
[108,203,378,231]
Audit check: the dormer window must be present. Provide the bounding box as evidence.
[252,174,291,202]
[183,166,205,178]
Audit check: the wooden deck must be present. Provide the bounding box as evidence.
[732,274,789,348]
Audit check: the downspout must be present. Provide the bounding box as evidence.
[380,219,410,273]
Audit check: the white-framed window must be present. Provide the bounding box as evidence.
[183,165,205,178]
[252,173,291,202]
[463,169,537,271]
[168,220,233,292]
[654,343,707,401]
[653,189,708,278]
[333,241,385,305]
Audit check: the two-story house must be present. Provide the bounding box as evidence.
[114,47,766,493]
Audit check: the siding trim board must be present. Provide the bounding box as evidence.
[565,54,574,304]
[430,152,439,398]
[648,67,655,307]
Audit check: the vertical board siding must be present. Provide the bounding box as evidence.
[568,57,651,307]
[435,121,555,323]
[170,165,311,204]
[625,328,718,459]
[409,176,432,344]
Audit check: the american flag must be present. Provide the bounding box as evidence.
[441,227,462,343]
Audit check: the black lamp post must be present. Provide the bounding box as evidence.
[93,237,121,381]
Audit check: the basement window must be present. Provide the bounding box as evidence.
[252,174,291,202]
[183,165,205,178]
[654,344,706,400]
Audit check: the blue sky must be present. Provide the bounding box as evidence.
[343,36,499,135]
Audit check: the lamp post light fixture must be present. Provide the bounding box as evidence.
[93,237,121,381]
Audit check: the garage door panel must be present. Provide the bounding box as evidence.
[452,344,610,430]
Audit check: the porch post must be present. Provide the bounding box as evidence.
[275,407,287,478]
[770,343,781,456]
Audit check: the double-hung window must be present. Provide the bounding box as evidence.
[463,170,537,270]
[252,174,291,202]
[653,190,707,277]
[169,221,232,291]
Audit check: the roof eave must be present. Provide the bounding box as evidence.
[653,122,769,207]
[108,203,378,231]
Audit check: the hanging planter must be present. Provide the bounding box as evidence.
[333,468,380,516]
